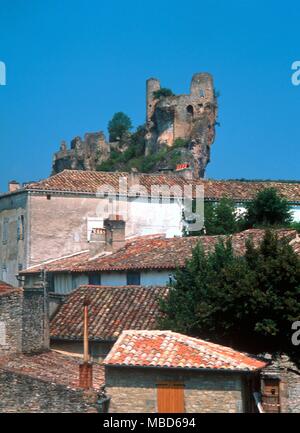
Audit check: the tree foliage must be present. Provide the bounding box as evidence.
[244,188,292,228]
[108,112,133,142]
[153,88,174,99]
[184,198,242,236]
[159,230,300,354]
[203,198,242,235]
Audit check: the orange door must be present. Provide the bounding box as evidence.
[157,382,185,413]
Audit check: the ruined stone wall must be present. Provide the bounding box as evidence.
[52,131,110,175]
[0,370,99,413]
[105,366,244,413]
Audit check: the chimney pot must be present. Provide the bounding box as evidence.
[79,362,93,389]
[8,180,21,193]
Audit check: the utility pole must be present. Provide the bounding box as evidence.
[79,296,93,389]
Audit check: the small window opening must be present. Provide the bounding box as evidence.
[186,105,194,116]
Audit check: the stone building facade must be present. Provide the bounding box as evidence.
[0,282,48,356]
[0,284,23,355]
[103,330,267,413]
[261,354,300,413]
[105,366,250,413]
[0,281,104,413]
[52,132,110,175]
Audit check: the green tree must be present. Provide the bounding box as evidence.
[108,112,133,142]
[244,188,292,228]
[184,198,241,236]
[159,230,300,354]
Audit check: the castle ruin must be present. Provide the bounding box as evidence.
[52,73,217,178]
[145,73,217,178]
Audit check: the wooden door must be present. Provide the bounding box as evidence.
[157,382,185,413]
[261,378,281,413]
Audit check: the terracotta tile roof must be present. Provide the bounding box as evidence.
[0,281,21,297]
[50,285,169,341]
[21,229,299,274]
[0,350,104,390]
[23,169,300,202]
[104,330,268,372]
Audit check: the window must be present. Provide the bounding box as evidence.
[88,273,101,285]
[199,89,205,97]
[186,105,194,116]
[17,215,24,240]
[2,218,8,244]
[126,271,141,285]
[1,264,7,282]
[157,382,185,413]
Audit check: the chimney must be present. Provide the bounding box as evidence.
[175,163,193,180]
[89,228,106,257]
[8,180,21,193]
[103,215,125,252]
[79,297,93,389]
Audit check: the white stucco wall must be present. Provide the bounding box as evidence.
[290,205,300,222]
[235,204,300,222]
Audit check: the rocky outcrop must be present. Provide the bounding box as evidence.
[52,73,218,179]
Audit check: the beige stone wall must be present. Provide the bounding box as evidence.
[0,192,27,285]
[29,193,183,266]
[105,366,245,413]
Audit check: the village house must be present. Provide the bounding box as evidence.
[50,285,169,360]
[103,330,268,413]
[20,227,300,295]
[0,280,104,413]
[1,169,300,287]
[1,278,299,412]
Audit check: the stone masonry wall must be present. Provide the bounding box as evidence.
[284,370,300,413]
[0,370,99,413]
[0,291,22,356]
[22,287,49,353]
[105,367,244,413]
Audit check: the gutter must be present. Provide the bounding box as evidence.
[103,363,266,375]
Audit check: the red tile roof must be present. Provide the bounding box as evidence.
[21,229,299,274]
[0,281,21,297]
[0,350,104,390]
[50,285,169,341]
[104,330,267,372]
[21,169,300,202]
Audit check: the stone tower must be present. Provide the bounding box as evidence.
[145,73,218,178]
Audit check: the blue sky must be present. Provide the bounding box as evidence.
[0,0,299,192]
